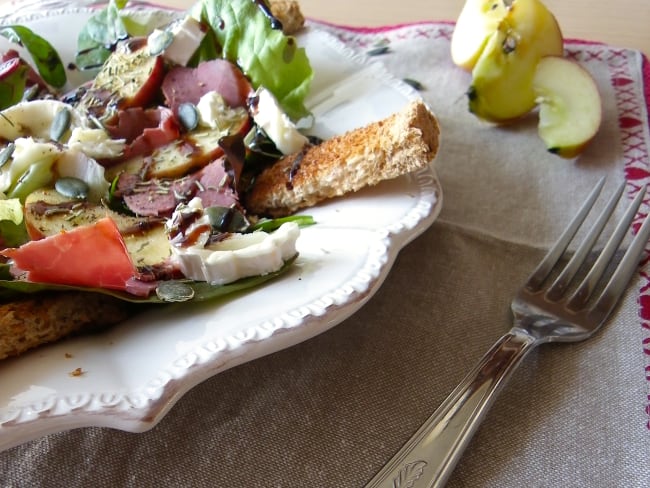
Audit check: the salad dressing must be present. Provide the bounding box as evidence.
[252,0,283,30]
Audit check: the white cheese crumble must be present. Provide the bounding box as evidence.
[196,91,248,132]
[168,199,299,285]
[68,128,125,159]
[251,87,309,155]
[149,16,206,66]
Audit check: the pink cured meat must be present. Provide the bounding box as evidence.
[118,158,239,217]
[104,107,181,161]
[162,59,253,114]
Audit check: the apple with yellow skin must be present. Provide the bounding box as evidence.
[450,0,508,71]
[533,56,602,158]
[467,0,564,122]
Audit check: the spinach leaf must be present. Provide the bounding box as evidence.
[251,215,315,233]
[0,26,66,88]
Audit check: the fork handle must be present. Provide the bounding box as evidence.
[364,330,537,488]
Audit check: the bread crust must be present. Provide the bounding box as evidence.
[0,292,135,360]
[245,100,440,217]
[269,0,305,35]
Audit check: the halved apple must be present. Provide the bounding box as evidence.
[451,0,509,71]
[533,56,602,158]
[468,0,564,122]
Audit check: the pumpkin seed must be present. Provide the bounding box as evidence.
[147,29,174,56]
[156,280,195,302]
[50,107,71,142]
[22,84,39,101]
[367,46,390,56]
[205,206,249,233]
[89,114,107,132]
[55,176,89,200]
[178,102,199,132]
[0,142,15,169]
[403,78,425,91]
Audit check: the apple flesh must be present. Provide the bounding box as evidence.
[533,56,601,158]
[468,0,564,122]
[451,0,509,71]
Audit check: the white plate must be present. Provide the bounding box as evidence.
[0,3,442,451]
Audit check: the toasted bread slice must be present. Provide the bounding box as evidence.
[270,0,305,35]
[245,100,440,217]
[0,292,135,360]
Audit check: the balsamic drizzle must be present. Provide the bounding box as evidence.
[252,0,283,30]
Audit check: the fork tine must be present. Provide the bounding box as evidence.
[567,185,647,309]
[546,180,626,300]
[587,189,650,319]
[525,176,606,292]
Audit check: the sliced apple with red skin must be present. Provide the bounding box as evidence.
[468,0,564,122]
[24,187,172,268]
[451,0,509,71]
[80,39,165,117]
[533,56,602,158]
[105,112,251,181]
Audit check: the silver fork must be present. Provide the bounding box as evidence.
[364,177,650,488]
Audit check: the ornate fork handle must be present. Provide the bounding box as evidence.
[365,330,537,488]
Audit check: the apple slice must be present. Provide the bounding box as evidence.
[451,0,508,71]
[468,0,564,122]
[533,56,601,158]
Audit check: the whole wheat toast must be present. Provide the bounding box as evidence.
[0,292,136,360]
[245,100,440,217]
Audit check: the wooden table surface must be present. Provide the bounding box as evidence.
[298,0,650,56]
[0,0,646,54]
[143,0,649,56]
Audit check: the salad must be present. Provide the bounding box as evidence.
[0,0,317,304]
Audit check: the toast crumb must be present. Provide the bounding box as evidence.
[245,100,440,217]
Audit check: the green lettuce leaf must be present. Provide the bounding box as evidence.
[191,0,313,121]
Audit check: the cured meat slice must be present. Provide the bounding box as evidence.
[162,59,253,114]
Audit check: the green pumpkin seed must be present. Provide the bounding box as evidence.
[403,78,425,91]
[50,107,71,142]
[148,29,174,56]
[178,102,199,132]
[0,143,15,169]
[156,280,195,302]
[55,176,89,200]
[367,46,390,56]
[89,114,107,132]
[22,84,39,101]
[205,206,249,233]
